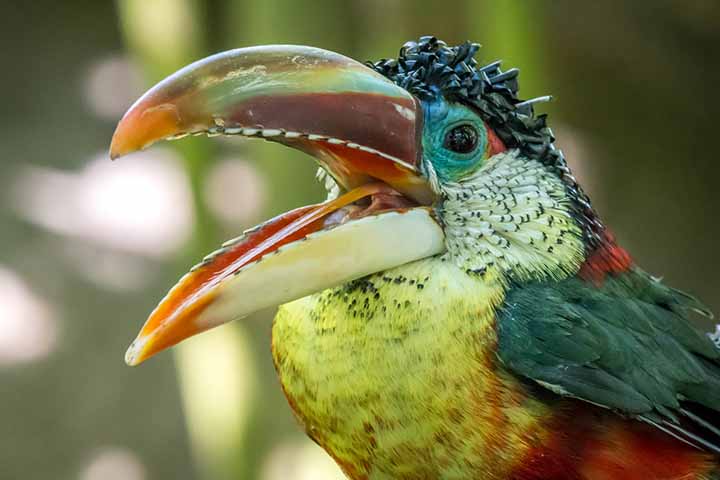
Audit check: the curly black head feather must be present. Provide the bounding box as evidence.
[368,36,604,247]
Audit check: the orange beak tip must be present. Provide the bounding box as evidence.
[124,337,149,367]
[109,142,141,161]
[109,103,185,161]
[109,131,138,161]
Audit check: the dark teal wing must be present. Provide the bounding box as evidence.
[497,269,720,452]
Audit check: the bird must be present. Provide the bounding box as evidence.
[110,37,720,479]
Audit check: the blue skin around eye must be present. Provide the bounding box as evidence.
[421,99,488,182]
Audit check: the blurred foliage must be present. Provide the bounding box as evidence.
[0,1,718,479]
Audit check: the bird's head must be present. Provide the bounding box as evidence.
[113,37,600,365]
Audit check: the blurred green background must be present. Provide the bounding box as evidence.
[1,1,719,479]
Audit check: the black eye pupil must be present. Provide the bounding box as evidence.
[444,125,478,154]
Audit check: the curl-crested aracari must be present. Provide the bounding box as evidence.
[111,37,720,479]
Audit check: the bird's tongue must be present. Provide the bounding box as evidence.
[124,183,441,366]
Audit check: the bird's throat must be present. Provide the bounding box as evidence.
[271,258,552,479]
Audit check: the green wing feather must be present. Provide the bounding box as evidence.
[497,269,720,451]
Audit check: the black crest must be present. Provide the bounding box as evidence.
[368,36,604,247]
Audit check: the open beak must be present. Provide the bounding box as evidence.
[111,45,444,366]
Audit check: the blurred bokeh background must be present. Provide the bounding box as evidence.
[1,1,719,479]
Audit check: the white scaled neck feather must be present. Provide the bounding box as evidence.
[439,150,585,281]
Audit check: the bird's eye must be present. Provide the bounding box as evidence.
[443,124,479,154]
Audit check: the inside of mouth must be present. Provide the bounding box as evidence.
[163,122,421,220]
[322,184,415,227]
[161,125,425,270]
[161,123,432,204]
